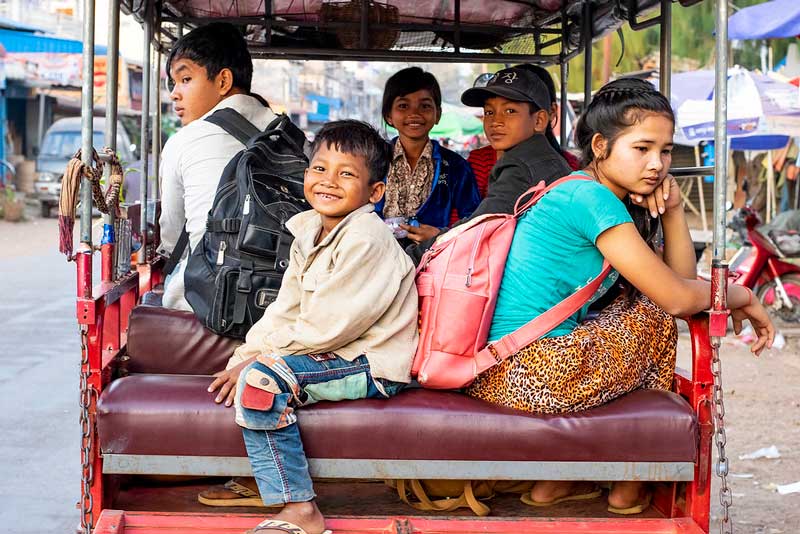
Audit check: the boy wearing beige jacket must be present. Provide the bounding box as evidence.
[209,120,418,534]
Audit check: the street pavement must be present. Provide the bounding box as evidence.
[0,216,91,533]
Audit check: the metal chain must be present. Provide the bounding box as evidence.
[78,326,95,534]
[711,345,733,534]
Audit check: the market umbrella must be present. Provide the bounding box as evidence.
[671,66,800,149]
[385,102,483,139]
[729,0,800,40]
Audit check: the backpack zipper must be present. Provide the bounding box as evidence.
[216,241,227,266]
[465,225,486,287]
[243,194,251,215]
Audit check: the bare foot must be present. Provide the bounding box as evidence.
[608,481,645,509]
[249,501,326,534]
[529,480,597,504]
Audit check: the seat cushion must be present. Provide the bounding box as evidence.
[126,306,240,375]
[97,374,697,462]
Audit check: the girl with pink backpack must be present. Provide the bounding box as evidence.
[463,78,775,514]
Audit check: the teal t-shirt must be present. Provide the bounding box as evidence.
[489,177,634,340]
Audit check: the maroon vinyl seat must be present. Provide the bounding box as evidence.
[97,374,697,462]
[99,306,697,470]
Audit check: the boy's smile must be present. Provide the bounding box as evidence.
[483,96,549,152]
[304,143,385,240]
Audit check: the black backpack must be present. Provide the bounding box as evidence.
[172,108,309,338]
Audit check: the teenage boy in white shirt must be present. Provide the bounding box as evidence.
[159,22,276,310]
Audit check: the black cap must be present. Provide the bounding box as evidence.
[461,67,550,111]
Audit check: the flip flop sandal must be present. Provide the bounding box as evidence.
[520,485,602,507]
[198,478,272,507]
[246,519,333,534]
[607,491,653,515]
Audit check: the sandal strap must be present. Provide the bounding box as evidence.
[252,519,307,534]
[224,479,260,498]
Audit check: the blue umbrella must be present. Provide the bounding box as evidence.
[729,0,800,40]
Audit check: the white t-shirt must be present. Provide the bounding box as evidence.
[159,94,277,309]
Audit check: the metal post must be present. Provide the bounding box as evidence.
[559,6,568,148]
[152,48,161,200]
[139,12,152,264]
[560,62,568,147]
[712,0,728,263]
[102,0,120,282]
[659,0,672,97]
[79,0,96,254]
[37,92,46,148]
[582,1,593,108]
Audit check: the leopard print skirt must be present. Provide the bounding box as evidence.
[466,295,677,414]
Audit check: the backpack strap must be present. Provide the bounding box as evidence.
[163,226,189,276]
[205,108,260,144]
[513,175,592,217]
[475,260,612,368]
[475,174,608,368]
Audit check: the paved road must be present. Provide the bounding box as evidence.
[0,217,91,533]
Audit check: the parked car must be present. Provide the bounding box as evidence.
[34,117,140,217]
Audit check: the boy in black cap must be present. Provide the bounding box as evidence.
[406,66,572,264]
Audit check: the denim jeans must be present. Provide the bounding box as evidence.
[235,354,404,505]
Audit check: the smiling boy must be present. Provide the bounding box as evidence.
[159,22,277,310]
[216,120,418,534]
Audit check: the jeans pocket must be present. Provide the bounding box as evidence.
[303,372,368,404]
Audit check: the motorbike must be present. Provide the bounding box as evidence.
[728,206,800,321]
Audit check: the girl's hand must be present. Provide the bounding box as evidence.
[400,223,441,244]
[629,174,682,218]
[731,295,776,356]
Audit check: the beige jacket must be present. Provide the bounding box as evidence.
[226,204,419,383]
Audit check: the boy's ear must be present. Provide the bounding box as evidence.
[216,68,235,96]
[533,109,550,133]
[369,181,386,204]
[591,133,608,161]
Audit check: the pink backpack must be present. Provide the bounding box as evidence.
[412,176,611,389]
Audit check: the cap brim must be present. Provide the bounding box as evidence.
[461,85,539,108]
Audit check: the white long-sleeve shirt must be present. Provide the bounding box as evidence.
[159,94,277,309]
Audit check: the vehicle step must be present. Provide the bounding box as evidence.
[94,510,706,534]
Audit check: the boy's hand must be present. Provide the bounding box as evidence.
[209,357,254,407]
[400,223,440,244]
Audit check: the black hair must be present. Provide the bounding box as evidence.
[575,77,676,302]
[309,120,391,185]
[515,64,565,156]
[166,22,253,93]
[381,67,442,122]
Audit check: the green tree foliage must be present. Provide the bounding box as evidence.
[564,0,796,94]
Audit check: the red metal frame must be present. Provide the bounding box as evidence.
[94,511,708,534]
[76,202,713,532]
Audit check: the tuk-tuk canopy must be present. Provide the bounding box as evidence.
[123,0,703,64]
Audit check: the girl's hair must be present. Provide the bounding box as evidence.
[514,64,565,157]
[381,67,442,121]
[575,77,675,302]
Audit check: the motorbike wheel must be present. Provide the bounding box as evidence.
[757,273,800,322]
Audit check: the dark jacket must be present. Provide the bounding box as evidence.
[376,138,481,229]
[406,134,572,264]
